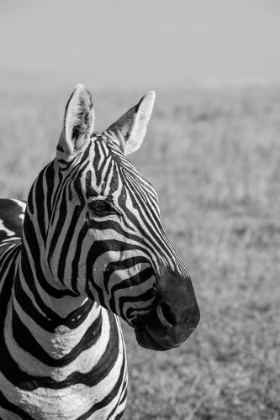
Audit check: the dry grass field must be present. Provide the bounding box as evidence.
[0,79,280,419]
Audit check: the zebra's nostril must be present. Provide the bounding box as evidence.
[158,302,177,326]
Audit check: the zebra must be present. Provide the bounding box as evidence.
[0,84,200,420]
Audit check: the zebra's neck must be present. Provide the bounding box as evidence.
[15,245,104,360]
[14,180,105,361]
[18,159,90,316]
[4,244,127,419]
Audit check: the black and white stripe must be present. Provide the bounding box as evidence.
[0,85,199,419]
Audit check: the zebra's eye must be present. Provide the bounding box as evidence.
[89,200,114,217]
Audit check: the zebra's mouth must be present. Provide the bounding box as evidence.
[134,321,172,351]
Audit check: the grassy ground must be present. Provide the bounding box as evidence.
[1,80,280,419]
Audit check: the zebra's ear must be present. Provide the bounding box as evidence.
[57,84,95,162]
[107,91,155,155]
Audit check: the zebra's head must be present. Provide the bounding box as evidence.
[49,84,199,351]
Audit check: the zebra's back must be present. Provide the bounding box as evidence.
[0,199,26,244]
[0,198,23,287]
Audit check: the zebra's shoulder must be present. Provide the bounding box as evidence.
[0,198,26,244]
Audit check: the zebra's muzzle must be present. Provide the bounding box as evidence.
[134,315,196,351]
[134,320,173,351]
[133,269,200,351]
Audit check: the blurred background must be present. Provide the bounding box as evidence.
[0,0,280,90]
[0,1,280,419]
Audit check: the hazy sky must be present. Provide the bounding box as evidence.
[0,0,280,90]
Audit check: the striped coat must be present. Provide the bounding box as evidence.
[0,85,200,419]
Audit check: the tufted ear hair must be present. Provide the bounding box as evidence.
[106,91,155,155]
[57,84,95,163]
